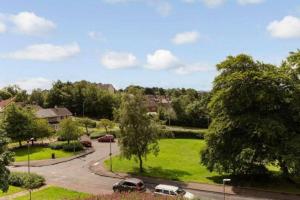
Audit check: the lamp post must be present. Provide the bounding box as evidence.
[223,178,231,200]
[109,138,112,172]
[27,138,34,200]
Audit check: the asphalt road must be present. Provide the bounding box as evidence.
[9,141,273,200]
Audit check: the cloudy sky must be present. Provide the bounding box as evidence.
[0,0,299,91]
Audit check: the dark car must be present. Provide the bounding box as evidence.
[80,135,92,147]
[98,134,115,143]
[113,178,146,193]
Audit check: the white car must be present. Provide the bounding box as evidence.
[154,184,195,199]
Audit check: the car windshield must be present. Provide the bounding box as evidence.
[176,188,186,195]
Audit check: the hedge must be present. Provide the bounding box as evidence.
[160,129,206,139]
[9,172,45,189]
[49,141,84,152]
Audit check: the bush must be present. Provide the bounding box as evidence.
[9,172,45,189]
[160,129,206,139]
[49,141,65,150]
[62,141,84,152]
[90,130,120,139]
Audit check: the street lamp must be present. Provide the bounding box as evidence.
[223,178,231,200]
[109,137,112,172]
[27,138,34,200]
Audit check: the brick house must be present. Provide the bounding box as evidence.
[36,107,72,130]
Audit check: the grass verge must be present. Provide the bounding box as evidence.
[0,186,24,197]
[14,186,90,200]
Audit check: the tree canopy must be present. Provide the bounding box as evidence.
[201,54,300,177]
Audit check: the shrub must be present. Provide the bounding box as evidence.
[62,141,84,152]
[49,141,65,150]
[160,129,206,139]
[9,172,45,189]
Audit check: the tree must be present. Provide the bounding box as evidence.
[32,119,54,143]
[201,54,300,177]
[99,119,114,135]
[0,128,14,192]
[78,118,95,135]
[29,89,47,107]
[118,89,160,172]
[58,118,81,144]
[2,104,35,147]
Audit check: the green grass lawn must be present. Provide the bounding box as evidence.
[13,146,80,162]
[105,139,300,194]
[106,139,220,183]
[14,186,90,200]
[0,186,24,197]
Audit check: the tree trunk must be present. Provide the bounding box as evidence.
[68,139,70,145]
[19,140,22,147]
[85,125,89,135]
[138,155,143,173]
[279,160,289,178]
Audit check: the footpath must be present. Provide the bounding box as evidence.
[89,159,300,200]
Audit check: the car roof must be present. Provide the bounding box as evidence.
[155,184,179,191]
[124,178,143,184]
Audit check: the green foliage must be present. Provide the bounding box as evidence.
[160,128,205,139]
[98,118,115,134]
[118,88,160,172]
[49,141,66,150]
[78,117,96,135]
[9,172,45,189]
[0,127,14,192]
[202,54,300,177]
[32,119,54,141]
[2,104,35,147]
[28,89,48,107]
[47,80,119,119]
[58,118,82,144]
[62,141,84,152]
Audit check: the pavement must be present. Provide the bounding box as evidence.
[9,140,300,200]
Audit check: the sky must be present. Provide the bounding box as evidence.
[0,0,300,92]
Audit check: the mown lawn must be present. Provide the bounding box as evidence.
[105,139,300,194]
[0,186,24,197]
[13,146,80,162]
[106,139,220,183]
[14,186,90,200]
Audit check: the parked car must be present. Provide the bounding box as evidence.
[98,134,115,143]
[154,184,195,199]
[80,135,92,147]
[113,178,146,192]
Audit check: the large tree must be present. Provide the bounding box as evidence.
[118,89,160,172]
[201,54,300,177]
[2,104,35,147]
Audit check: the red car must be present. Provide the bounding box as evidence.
[98,134,115,143]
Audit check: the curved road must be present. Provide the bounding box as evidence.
[10,141,272,200]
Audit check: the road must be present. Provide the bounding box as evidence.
[9,141,273,200]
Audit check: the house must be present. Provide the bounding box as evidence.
[0,97,15,113]
[97,83,116,93]
[145,95,172,113]
[36,107,72,130]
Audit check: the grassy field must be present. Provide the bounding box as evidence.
[105,139,300,194]
[0,186,24,198]
[106,139,220,183]
[13,146,80,162]
[14,186,90,200]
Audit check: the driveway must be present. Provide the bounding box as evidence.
[9,141,277,200]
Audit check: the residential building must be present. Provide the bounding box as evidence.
[36,107,72,130]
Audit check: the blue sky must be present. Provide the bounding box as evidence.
[0,0,299,91]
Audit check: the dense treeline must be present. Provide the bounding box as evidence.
[0,82,210,127]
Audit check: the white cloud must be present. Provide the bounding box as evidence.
[172,31,200,45]
[267,16,300,39]
[10,12,56,36]
[174,63,214,75]
[201,0,225,7]
[0,21,6,33]
[1,43,80,61]
[88,31,106,41]
[237,0,264,5]
[146,49,179,70]
[15,77,52,92]
[101,51,138,69]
